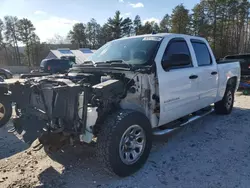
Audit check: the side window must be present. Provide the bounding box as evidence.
[191,41,212,66]
[161,39,192,71]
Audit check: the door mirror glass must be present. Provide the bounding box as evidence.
[162,53,191,70]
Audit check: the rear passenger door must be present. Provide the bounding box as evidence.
[190,39,219,108]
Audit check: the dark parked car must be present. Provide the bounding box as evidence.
[40,58,75,74]
[0,68,13,79]
[21,58,76,79]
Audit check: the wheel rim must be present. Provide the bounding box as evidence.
[226,90,233,110]
[119,124,146,165]
[0,103,6,120]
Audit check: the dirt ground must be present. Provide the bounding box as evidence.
[0,93,250,188]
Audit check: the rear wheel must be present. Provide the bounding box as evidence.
[0,96,12,127]
[96,110,152,177]
[215,86,235,115]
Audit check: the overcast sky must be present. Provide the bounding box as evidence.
[0,0,200,42]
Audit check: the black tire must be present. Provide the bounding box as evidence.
[215,86,235,115]
[0,96,12,128]
[96,109,152,177]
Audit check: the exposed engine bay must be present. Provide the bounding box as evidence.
[5,64,160,144]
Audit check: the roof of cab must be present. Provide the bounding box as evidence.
[115,33,206,41]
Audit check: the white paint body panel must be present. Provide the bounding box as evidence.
[216,62,241,101]
[191,39,219,108]
[155,36,200,125]
[153,34,240,126]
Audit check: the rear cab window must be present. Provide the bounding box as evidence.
[161,38,193,71]
[191,39,212,66]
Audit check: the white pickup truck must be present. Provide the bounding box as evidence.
[0,33,240,177]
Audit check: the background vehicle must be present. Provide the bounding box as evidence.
[21,57,76,79]
[40,57,76,74]
[224,54,250,93]
[224,54,250,78]
[0,34,240,177]
[0,68,13,79]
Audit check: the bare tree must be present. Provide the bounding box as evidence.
[4,16,21,65]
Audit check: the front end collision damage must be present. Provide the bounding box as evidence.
[1,67,160,147]
[8,75,126,144]
[119,73,159,128]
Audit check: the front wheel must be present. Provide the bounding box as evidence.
[215,87,235,115]
[96,110,152,177]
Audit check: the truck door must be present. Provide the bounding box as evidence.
[190,39,218,108]
[155,37,200,126]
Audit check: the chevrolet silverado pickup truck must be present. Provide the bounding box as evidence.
[0,33,240,177]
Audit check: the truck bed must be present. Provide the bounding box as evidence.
[216,61,240,101]
[217,59,241,64]
[223,54,250,77]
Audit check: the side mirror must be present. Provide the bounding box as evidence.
[162,54,191,70]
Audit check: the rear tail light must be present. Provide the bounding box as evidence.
[248,65,250,69]
[48,66,51,71]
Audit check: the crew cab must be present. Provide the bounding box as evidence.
[0,33,240,177]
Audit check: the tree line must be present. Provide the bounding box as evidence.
[0,16,46,66]
[0,0,250,66]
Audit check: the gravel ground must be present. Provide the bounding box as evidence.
[0,93,250,188]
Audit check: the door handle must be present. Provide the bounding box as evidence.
[211,71,218,75]
[189,75,198,79]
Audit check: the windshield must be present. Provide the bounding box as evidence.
[87,36,162,65]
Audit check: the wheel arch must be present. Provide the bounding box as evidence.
[227,76,238,92]
[94,107,151,136]
[119,100,158,128]
[217,76,238,102]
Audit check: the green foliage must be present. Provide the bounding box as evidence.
[17,18,35,43]
[86,19,101,49]
[17,18,36,66]
[98,23,113,46]
[107,11,133,39]
[160,14,171,32]
[191,0,250,57]
[68,23,87,48]
[3,16,21,65]
[171,4,190,34]
[134,15,142,35]
[0,19,3,45]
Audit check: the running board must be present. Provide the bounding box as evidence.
[153,108,214,136]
